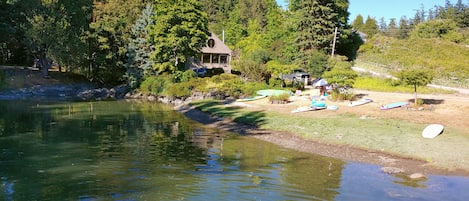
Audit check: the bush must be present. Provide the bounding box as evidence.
[166,82,192,98]
[268,93,290,103]
[268,77,284,88]
[328,88,354,101]
[180,70,197,82]
[139,74,174,94]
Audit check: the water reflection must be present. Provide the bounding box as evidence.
[0,100,468,201]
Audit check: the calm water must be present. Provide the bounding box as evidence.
[0,100,468,201]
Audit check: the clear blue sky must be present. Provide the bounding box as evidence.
[276,0,459,22]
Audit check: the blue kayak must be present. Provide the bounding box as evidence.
[380,101,408,110]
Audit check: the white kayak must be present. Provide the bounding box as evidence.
[422,124,444,139]
[291,106,326,113]
[348,98,373,107]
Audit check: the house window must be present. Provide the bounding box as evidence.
[212,54,220,64]
[202,54,211,64]
[220,55,227,64]
[207,39,215,48]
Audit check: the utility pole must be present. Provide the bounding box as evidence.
[331,27,338,58]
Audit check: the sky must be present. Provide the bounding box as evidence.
[276,0,459,22]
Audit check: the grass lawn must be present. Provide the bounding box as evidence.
[191,99,469,171]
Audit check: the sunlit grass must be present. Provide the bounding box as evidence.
[191,99,469,171]
[354,76,455,94]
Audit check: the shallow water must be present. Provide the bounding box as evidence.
[0,100,468,201]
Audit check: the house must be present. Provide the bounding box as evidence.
[188,33,232,73]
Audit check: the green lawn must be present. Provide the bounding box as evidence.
[191,99,469,171]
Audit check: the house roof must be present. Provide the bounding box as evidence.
[201,33,232,55]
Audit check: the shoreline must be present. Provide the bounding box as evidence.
[175,104,469,177]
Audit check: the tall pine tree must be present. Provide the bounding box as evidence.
[294,0,349,76]
[125,4,155,88]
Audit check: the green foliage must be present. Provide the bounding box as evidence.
[166,82,193,98]
[295,0,340,53]
[362,16,379,37]
[353,76,453,94]
[352,14,364,30]
[125,4,156,89]
[354,77,413,92]
[336,29,364,60]
[322,57,357,101]
[86,0,144,85]
[268,93,290,102]
[180,70,198,82]
[396,68,434,93]
[359,35,469,85]
[296,49,329,78]
[411,19,463,43]
[231,59,269,82]
[139,74,174,94]
[322,66,357,88]
[328,88,354,101]
[268,77,284,88]
[210,74,245,97]
[265,60,298,78]
[148,0,210,73]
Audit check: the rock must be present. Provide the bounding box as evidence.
[381,166,404,174]
[408,173,426,179]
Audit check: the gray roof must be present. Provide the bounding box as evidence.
[201,33,232,54]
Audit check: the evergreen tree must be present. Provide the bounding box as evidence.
[398,16,410,39]
[148,0,210,73]
[362,16,378,37]
[352,14,364,30]
[387,18,398,37]
[378,17,387,31]
[125,4,155,89]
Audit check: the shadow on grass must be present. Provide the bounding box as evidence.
[190,99,267,128]
[407,98,445,105]
[354,93,369,99]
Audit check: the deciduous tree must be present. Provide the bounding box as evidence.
[148,0,210,73]
[397,68,433,105]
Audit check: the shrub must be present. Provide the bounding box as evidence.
[268,77,284,88]
[180,70,197,82]
[268,93,290,103]
[139,74,174,94]
[166,82,192,98]
[329,88,354,101]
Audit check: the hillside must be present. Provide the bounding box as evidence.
[356,35,469,88]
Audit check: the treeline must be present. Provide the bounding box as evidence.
[353,0,469,42]
[0,0,362,87]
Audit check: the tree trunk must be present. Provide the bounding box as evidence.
[39,56,50,78]
[38,49,50,78]
[414,84,418,105]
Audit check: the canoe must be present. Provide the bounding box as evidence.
[291,106,326,113]
[380,101,408,110]
[422,124,444,138]
[257,89,291,97]
[236,95,267,102]
[349,98,373,107]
